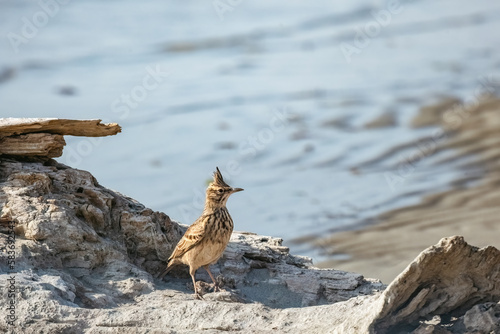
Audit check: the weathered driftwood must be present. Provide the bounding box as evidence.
[0,118,121,138]
[370,236,500,333]
[0,118,121,157]
[0,133,65,157]
[1,157,499,333]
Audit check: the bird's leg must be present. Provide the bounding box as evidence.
[203,265,220,292]
[190,268,204,300]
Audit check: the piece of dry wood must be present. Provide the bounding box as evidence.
[370,236,500,333]
[0,133,65,157]
[0,118,121,139]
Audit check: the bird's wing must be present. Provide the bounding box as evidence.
[168,215,209,260]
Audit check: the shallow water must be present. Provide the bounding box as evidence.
[1,0,500,262]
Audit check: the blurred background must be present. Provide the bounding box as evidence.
[1,0,500,271]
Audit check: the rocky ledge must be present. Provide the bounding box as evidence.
[0,119,499,333]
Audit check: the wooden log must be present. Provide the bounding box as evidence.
[0,133,65,157]
[0,118,121,139]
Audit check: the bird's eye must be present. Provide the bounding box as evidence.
[217,189,224,193]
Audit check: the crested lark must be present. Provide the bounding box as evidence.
[158,167,243,298]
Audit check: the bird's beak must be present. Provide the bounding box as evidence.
[231,188,244,193]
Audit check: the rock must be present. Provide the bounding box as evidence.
[463,302,500,333]
[0,157,383,333]
[412,324,452,334]
[215,232,378,308]
[370,236,500,333]
[1,155,500,332]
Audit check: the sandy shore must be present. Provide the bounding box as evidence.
[315,94,500,283]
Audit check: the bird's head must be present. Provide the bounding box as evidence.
[205,167,243,209]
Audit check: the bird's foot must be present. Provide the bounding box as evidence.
[194,291,205,300]
[192,281,208,299]
[212,282,228,293]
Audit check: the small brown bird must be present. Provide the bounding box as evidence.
[158,167,243,298]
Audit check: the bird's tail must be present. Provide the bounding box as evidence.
[157,258,173,280]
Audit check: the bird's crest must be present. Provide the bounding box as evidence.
[213,167,230,187]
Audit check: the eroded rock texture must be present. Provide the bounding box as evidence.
[0,158,383,333]
[370,236,500,333]
[0,157,499,333]
[0,159,181,308]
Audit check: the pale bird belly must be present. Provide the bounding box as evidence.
[184,241,228,269]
